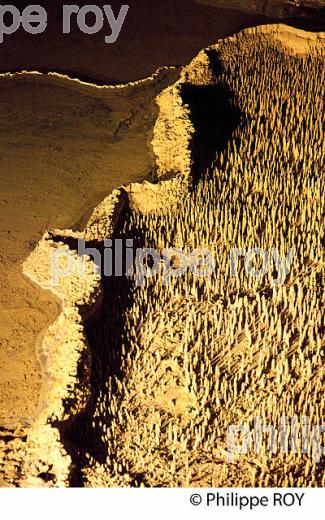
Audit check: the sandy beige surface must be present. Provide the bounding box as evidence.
[0,7,323,486]
[0,69,179,430]
[0,24,322,488]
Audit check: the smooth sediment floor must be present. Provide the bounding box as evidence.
[0,69,178,430]
[0,2,273,83]
[0,22,323,487]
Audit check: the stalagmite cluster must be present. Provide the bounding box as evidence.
[1,25,323,488]
[83,31,324,487]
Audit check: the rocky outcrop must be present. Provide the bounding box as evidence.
[153,24,324,179]
[1,23,324,487]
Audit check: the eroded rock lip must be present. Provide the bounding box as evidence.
[0,66,179,434]
[1,23,324,487]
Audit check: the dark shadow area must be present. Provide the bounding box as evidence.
[284,14,325,32]
[0,1,280,84]
[51,50,247,484]
[3,1,323,84]
[54,212,147,486]
[283,8,325,31]
[181,52,245,185]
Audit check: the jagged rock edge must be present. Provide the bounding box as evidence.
[18,23,324,486]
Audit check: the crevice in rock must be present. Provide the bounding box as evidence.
[10,23,324,488]
[180,51,245,186]
[57,210,147,486]
[51,44,248,489]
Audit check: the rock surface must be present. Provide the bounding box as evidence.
[0,23,324,487]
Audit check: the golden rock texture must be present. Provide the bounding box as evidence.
[0,24,324,487]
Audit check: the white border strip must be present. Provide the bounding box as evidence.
[0,488,323,519]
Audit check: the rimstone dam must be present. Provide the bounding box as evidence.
[0,3,324,489]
